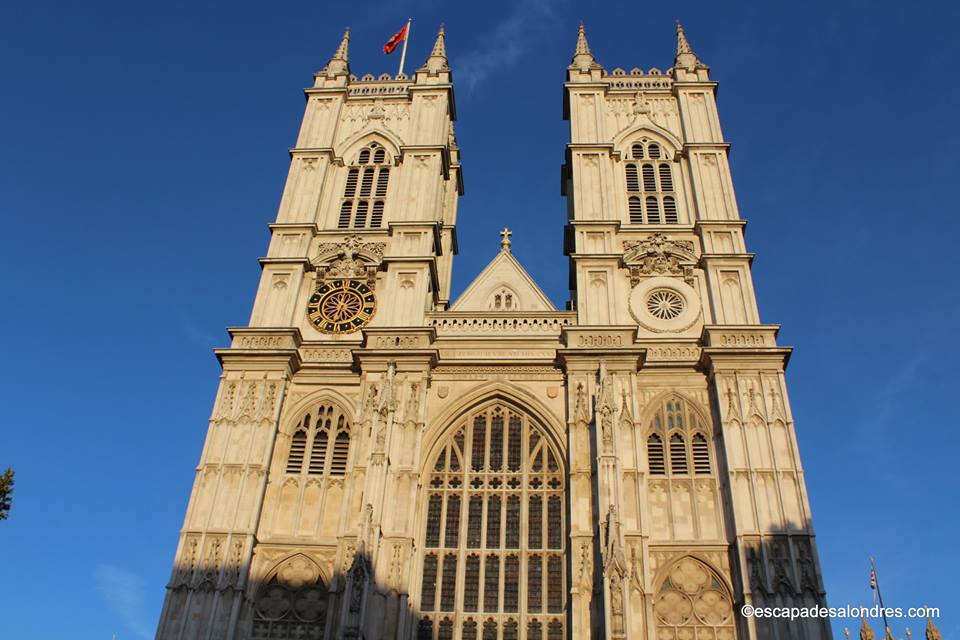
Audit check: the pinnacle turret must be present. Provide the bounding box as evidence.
[674,21,702,69]
[324,28,350,76]
[421,25,449,74]
[570,23,600,71]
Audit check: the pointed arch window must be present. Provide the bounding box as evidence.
[646,397,713,477]
[419,403,565,639]
[338,142,391,229]
[647,434,666,475]
[624,139,679,225]
[653,557,734,638]
[489,287,518,311]
[251,560,328,640]
[285,403,351,477]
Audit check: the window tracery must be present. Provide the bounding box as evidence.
[646,397,712,477]
[251,557,328,640]
[285,403,351,477]
[653,557,735,640]
[625,139,679,225]
[419,403,565,639]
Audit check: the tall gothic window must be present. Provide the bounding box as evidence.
[418,402,566,640]
[625,139,679,225]
[285,403,351,477]
[646,396,712,477]
[338,142,390,229]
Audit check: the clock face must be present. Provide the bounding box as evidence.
[307,279,376,334]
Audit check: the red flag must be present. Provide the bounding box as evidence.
[383,23,408,54]
[869,568,877,589]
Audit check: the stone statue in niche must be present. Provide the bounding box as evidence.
[578,541,593,593]
[610,578,625,634]
[629,545,643,592]
[348,557,366,613]
[404,381,420,424]
[377,363,397,417]
[596,364,616,452]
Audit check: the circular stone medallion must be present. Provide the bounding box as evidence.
[629,276,702,333]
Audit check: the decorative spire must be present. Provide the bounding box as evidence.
[674,21,702,69]
[570,23,599,70]
[324,28,350,75]
[499,227,513,252]
[925,618,942,640]
[421,24,449,73]
[860,617,876,640]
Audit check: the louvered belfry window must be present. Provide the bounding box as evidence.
[337,142,390,229]
[418,403,565,640]
[285,403,350,477]
[624,139,679,225]
[646,397,712,477]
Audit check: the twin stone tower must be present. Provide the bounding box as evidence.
[155,23,832,640]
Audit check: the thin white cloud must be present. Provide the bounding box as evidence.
[94,564,152,640]
[175,306,218,348]
[455,0,566,92]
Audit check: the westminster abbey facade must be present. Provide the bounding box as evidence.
[155,23,831,640]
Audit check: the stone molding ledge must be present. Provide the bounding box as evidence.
[701,325,780,349]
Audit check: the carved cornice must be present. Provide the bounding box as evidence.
[701,325,780,349]
[217,328,303,373]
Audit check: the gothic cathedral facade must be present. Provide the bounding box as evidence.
[155,24,831,640]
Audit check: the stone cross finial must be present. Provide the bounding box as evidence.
[500,227,513,251]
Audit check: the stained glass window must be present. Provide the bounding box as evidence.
[418,403,565,638]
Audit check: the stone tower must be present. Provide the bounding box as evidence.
[560,23,830,640]
[155,23,830,640]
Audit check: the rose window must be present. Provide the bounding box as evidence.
[646,289,684,320]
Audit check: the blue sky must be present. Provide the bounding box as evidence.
[1,0,957,638]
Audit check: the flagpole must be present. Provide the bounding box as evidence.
[870,556,892,636]
[398,18,412,76]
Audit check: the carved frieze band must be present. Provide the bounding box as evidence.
[300,348,354,363]
[231,334,297,350]
[703,326,778,348]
